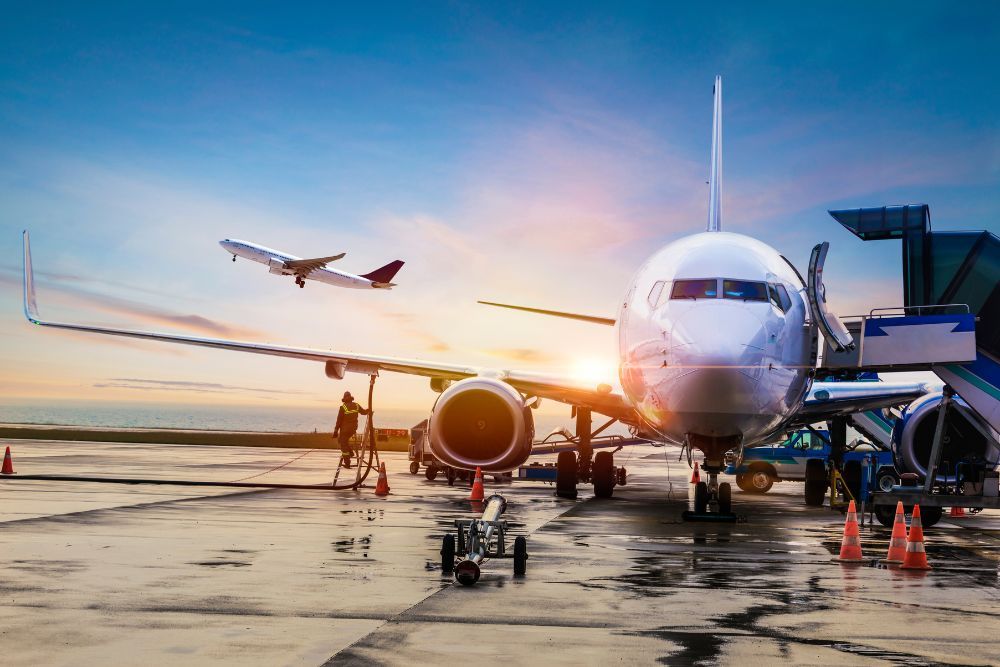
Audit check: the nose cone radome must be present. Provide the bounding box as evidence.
[662,305,769,437]
[670,304,766,368]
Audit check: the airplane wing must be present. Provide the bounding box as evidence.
[21,232,637,424]
[478,301,616,326]
[284,253,346,273]
[785,380,934,428]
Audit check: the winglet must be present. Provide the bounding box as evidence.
[707,75,722,232]
[22,230,40,323]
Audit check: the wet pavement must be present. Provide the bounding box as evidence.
[1,440,997,666]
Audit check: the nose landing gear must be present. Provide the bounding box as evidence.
[683,435,740,522]
[686,468,736,521]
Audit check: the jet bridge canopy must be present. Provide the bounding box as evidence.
[828,204,1000,432]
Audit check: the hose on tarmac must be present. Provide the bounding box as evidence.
[329,373,381,490]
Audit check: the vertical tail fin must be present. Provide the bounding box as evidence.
[707,75,723,232]
[360,259,404,285]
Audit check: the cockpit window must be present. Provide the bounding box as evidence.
[648,281,667,308]
[722,280,768,301]
[671,279,718,300]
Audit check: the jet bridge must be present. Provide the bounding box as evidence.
[825,204,1000,433]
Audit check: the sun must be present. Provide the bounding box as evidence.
[569,357,618,387]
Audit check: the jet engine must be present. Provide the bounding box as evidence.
[268,258,291,275]
[427,377,534,472]
[892,392,1000,482]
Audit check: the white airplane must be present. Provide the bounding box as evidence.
[219,238,404,289]
[21,76,930,514]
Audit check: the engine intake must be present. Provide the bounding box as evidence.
[428,377,534,472]
[892,392,1000,482]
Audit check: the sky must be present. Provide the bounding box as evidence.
[0,2,998,414]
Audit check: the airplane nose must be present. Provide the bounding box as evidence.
[660,304,770,436]
[669,304,766,368]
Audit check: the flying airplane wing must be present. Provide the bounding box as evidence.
[21,232,636,423]
[284,253,346,273]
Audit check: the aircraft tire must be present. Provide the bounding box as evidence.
[556,451,578,499]
[694,481,709,513]
[804,459,827,506]
[425,464,439,481]
[718,482,732,514]
[513,536,528,576]
[593,451,614,498]
[440,534,455,573]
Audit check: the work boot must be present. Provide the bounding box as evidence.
[341,455,352,469]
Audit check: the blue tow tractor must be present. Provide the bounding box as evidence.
[725,427,899,502]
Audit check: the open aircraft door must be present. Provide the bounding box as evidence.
[807,242,855,352]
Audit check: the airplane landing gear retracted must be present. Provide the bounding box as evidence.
[440,494,527,585]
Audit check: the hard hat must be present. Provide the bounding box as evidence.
[342,391,353,401]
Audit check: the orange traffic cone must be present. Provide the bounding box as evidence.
[374,462,390,496]
[900,505,932,570]
[837,499,864,562]
[469,467,485,501]
[882,501,908,564]
[949,506,966,518]
[1,446,14,475]
[690,462,700,484]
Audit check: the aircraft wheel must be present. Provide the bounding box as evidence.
[556,451,577,498]
[513,536,528,576]
[694,481,709,513]
[425,464,438,481]
[446,467,456,486]
[440,534,455,573]
[593,451,614,498]
[298,281,305,288]
[718,482,732,514]
[409,461,419,475]
[804,459,827,506]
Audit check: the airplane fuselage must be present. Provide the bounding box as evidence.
[617,231,814,460]
[219,239,378,289]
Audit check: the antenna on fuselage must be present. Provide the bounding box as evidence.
[707,75,722,232]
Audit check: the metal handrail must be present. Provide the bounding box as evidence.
[867,303,970,317]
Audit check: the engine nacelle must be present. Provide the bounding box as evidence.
[427,377,534,472]
[268,258,291,275]
[892,392,1000,482]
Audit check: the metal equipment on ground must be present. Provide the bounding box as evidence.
[440,494,527,585]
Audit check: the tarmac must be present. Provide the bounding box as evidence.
[1,439,998,666]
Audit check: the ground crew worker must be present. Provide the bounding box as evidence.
[333,391,370,468]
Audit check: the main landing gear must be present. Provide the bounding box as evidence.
[232,255,237,262]
[294,276,305,288]
[683,435,739,522]
[554,408,627,500]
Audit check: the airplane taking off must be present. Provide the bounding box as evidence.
[219,238,404,289]
[22,76,931,515]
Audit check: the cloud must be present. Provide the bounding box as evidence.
[0,267,268,339]
[94,377,306,396]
